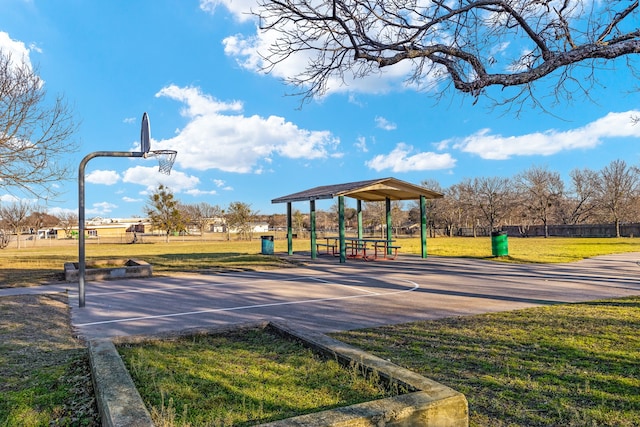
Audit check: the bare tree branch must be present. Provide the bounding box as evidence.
[255,0,640,105]
[0,51,78,200]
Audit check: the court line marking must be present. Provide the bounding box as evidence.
[310,277,379,295]
[83,274,324,297]
[74,279,419,327]
[75,273,392,297]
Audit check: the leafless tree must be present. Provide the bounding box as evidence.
[256,0,640,106]
[0,51,77,199]
[515,165,564,237]
[438,183,467,236]
[472,177,515,231]
[0,201,32,248]
[559,167,600,224]
[182,202,224,239]
[57,211,79,238]
[455,178,484,236]
[390,200,407,237]
[329,200,357,229]
[293,208,306,236]
[596,159,640,237]
[362,201,386,236]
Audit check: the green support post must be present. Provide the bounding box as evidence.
[420,195,427,258]
[287,202,293,255]
[386,197,392,256]
[357,199,363,240]
[310,200,317,259]
[339,196,346,263]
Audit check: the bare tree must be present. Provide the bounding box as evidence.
[390,200,407,237]
[329,200,356,229]
[0,201,32,248]
[596,159,640,237]
[256,0,640,106]
[439,184,466,237]
[144,185,185,242]
[57,211,79,238]
[560,168,600,224]
[363,201,386,237]
[182,202,224,240]
[293,209,306,237]
[0,51,77,199]
[472,177,515,231]
[515,166,564,238]
[456,178,484,237]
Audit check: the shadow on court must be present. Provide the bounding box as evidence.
[65,252,640,340]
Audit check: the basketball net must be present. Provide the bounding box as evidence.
[146,150,177,175]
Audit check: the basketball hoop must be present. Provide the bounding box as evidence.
[145,149,178,175]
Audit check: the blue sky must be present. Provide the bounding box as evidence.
[1,0,639,218]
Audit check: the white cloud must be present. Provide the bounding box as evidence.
[154,85,340,173]
[87,202,118,216]
[122,196,142,203]
[453,110,640,160]
[0,194,21,203]
[366,143,457,172]
[185,188,218,196]
[123,117,136,124]
[375,116,397,131]
[213,179,234,191]
[354,136,368,153]
[202,0,440,98]
[86,170,121,185]
[47,206,76,217]
[0,31,34,70]
[122,165,201,194]
[199,0,256,23]
[223,31,418,96]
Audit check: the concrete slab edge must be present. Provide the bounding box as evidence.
[88,339,154,427]
[90,319,468,427]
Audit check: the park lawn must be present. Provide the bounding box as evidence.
[398,235,640,263]
[1,236,640,288]
[333,296,640,427]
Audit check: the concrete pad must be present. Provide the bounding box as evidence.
[68,252,640,340]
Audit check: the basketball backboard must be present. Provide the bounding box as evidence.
[140,112,151,154]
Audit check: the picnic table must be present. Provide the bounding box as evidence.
[316,237,400,260]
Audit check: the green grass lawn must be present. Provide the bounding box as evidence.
[117,328,396,426]
[2,236,640,288]
[333,296,640,427]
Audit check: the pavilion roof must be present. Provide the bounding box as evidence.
[272,177,443,204]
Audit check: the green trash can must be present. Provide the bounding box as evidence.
[491,231,508,257]
[261,235,274,255]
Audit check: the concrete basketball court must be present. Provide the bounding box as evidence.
[53,252,639,340]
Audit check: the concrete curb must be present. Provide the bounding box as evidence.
[88,339,154,427]
[89,320,468,427]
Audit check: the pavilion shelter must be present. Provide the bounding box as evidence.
[271,177,443,263]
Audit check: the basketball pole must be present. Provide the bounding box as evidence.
[78,151,143,308]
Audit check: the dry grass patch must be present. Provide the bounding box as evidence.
[0,294,99,426]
